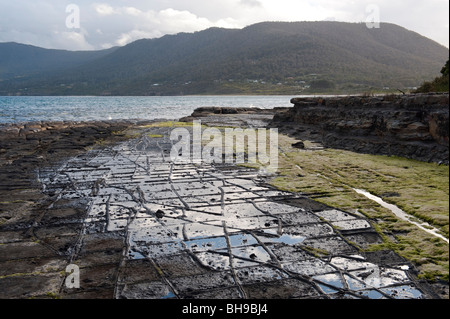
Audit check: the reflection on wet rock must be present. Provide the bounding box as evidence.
[40,126,428,299]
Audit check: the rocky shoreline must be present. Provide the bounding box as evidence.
[270,93,449,165]
[179,106,285,128]
[0,120,154,191]
[0,97,448,299]
[181,94,449,164]
[0,119,157,298]
[0,120,154,240]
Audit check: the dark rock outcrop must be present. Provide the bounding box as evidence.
[179,106,281,122]
[179,106,286,128]
[270,93,449,164]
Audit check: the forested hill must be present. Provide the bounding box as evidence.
[0,21,448,95]
[0,43,117,81]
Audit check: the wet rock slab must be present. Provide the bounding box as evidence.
[0,122,441,299]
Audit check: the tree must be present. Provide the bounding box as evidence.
[441,60,449,77]
[415,59,449,93]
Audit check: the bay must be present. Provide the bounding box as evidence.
[0,95,297,124]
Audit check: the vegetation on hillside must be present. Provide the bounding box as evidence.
[0,22,448,96]
[415,60,449,93]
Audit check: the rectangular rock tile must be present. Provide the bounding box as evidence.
[302,236,358,255]
[154,253,208,278]
[283,259,335,276]
[186,236,228,252]
[116,280,174,299]
[74,250,122,268]
[0,241,56,261]
[0,257,67,277]
[117,259,160,284]
[194,251,231,271]
[184,287,242,299]
[229,245,272,264]
[0,272,63,299]
[143,241,185,258]
[68,264,118,291]
[80,233,125,254]
[315,209,357,222]
[277,211,322,225]
[267,244,311,262]
[282,223,335,238]
[253,201,303,215]
[170,271,235,294]
[331,219,372,231]
[243,278,321,299]
[235,265,288,284]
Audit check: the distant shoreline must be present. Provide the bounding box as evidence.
[0,92,405,98]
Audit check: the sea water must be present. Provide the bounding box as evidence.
[0,95,296,124]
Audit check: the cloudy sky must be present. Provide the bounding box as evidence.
[0,0,448,50]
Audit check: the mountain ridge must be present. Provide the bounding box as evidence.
[0,42,117,81]
[0,21,448,95]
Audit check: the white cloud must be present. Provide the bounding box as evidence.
[90,5,240,47]
[116,29,162,47]
[124,7,142,16]
[240,0,263,7]
[53,30,95,51]
[95,3,117,16]
[158,8,212,31]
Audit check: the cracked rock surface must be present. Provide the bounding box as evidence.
[0,121,441,299]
